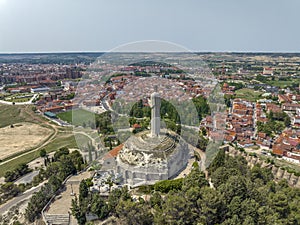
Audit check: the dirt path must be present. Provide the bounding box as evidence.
[192,145,208,178]
[73,131,99,149]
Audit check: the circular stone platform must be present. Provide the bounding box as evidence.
[116,130,190,186]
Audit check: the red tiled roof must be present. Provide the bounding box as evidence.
[103,144,124,160]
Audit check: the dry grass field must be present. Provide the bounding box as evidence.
[0,122,52,160]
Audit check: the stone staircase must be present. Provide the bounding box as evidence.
[44,214,70,225]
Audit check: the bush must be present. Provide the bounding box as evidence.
[137,185,154,194]
[154,179,183,193]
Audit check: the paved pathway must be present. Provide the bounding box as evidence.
[0,181,46,215]
[15,170,39,185]
[0,94,38,105]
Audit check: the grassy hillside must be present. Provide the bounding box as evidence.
[0,104,81,177]
[0,104,46,128]
[0,131,77,177]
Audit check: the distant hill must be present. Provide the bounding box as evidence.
[0,52,104,64]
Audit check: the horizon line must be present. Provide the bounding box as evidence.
[1,50,300,54]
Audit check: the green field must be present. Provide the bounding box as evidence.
[57,109,96,126]
[235,88,263,102]
[266,79,299,88]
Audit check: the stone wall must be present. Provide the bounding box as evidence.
[226,146,300,188]
[167,141,189,178]
[116,139,189,186]
[116,158,169,186]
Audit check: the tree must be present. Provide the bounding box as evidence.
[129,117,137,126]
[48,176,62,191]
[224,94,233,107]
[242,216,255,225]
[70,150,84,171]
[108,188,122,214]
[159,192,197,225]
[71,194,87,225]
[269,191,290,218]
[25,182,59,222]
[4,171,15,182]
[219,175,247,203]
[182,168,208,191]
[227,196,242,218]
[39,149,47,158]
[24,146,83,224]
[116,200,153,225]
[256,75,267,82]
[4,163,32,182]
[208,149,225,174]
[71,195,81,220]
[79,180,88,200]
[150,192,162,208]
[197,134,209,150]
[239,199,259,222]
[53,147,69,161]
[90,194,109,219]
[257,206,278,225]
[211,167,240,188]
[250,165,274,184]
[58,155,77,179]
[0,182,20,199]
[198,187,226,225]
[221,215,241,225]
[201,126,207,136]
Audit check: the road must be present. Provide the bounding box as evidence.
[192,146,207,173]
[42,114,71,127]
[0,182,45,215]
[178,124,200,131]
[191,145,216,188]
[0,94,38,105]
[15,170,39,185]
[253,102,257,137]
[102,98,128,117]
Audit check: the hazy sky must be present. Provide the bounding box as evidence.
[0,0,299,53]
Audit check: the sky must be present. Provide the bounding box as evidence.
[0,0,299,53]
